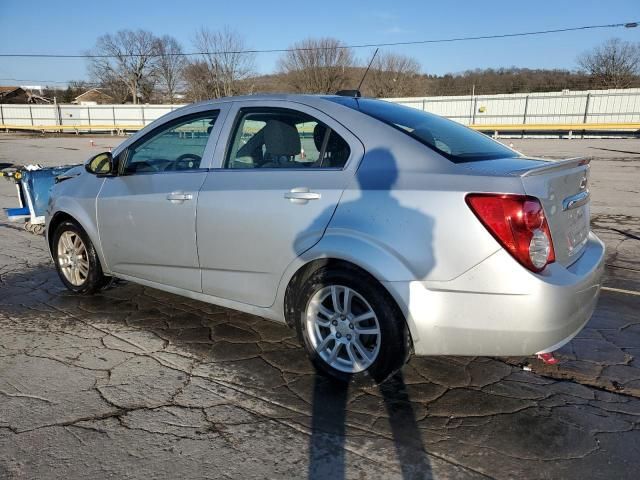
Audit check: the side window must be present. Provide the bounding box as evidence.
[225,108,350,169]
[123,111,218,174]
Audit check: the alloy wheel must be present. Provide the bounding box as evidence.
[57,231,90,286]
[305,285,381,373]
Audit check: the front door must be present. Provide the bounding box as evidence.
[197,103,363,307]
[97,109,221,292]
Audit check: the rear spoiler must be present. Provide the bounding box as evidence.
[514,157,591,177]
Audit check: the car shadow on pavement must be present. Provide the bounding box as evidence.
[0,265,434,478]
[2,264,640,478]
[309,372,432,479]
[297,147,435,478]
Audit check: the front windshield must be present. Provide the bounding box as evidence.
[329,97,516,163]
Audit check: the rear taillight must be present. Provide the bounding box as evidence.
[466,193,555,273]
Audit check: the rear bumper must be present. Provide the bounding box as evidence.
[383,232,605,356]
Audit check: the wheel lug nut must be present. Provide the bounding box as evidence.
[332,320,338,326]
[349,323,354,329]
[346,334,352,340]
[340,315,346,320]
[336,332,342,339]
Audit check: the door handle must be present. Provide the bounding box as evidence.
[166,192,193,203]
[284,188,321,204]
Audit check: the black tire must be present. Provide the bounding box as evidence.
[52,220,109,295]
[293,264,411,385]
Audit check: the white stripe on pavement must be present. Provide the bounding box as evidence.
[602,286,640,297]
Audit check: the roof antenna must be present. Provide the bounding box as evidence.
[358,47,379,92]
[336,47,379,98]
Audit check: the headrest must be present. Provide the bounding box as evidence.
[313,124,327,151]
[264,120,301,156]
[313,123,345,153]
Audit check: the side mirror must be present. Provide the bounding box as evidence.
[85,151,115,176]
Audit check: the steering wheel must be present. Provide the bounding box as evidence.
[126,160,156,173]
[170,153,202,171]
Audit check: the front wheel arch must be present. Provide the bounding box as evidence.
[48,210,109,273]
[51,218,110,294]
[47,211,75,252]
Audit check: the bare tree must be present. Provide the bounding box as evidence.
[191,27,255,98]
[88,29,159,104]
[183,61,216,102]
[366,51,422,97]
[578,38,640,88]
[99,76,131,103]
[156,35,186,103]
[278,38,355,93]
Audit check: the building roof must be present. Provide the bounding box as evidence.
[74,88,114,100]
[0,86,24,94]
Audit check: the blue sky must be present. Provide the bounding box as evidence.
[0,0,638,87]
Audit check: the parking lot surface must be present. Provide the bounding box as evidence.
[1,134,639,479]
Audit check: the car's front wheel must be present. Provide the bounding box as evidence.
[52,220,109,294]
[294,264,411,384]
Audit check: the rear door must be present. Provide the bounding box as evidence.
[97,106,228,292]
[196,100,364,307]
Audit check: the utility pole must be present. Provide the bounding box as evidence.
[469,83,476,125]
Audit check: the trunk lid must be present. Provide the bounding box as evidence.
[516,157,591,266]
[460,156,591,267]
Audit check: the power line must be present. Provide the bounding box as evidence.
[0,77,94,85]
[0,21,637,58]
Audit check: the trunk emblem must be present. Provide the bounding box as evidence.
[579,176,588,190]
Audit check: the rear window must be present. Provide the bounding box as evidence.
[328,97,516,163]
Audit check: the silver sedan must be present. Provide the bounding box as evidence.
[46,94,605,383]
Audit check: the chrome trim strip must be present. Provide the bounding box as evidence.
[563,190,590,211]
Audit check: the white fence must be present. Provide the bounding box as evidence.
[386,88,640,126]
[1,88,639,132]
[0,104,179,129]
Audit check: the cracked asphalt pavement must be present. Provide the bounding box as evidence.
[1,135,639,479]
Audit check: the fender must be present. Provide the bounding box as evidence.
[306,229,419,281]
[47,189,111,274]
[272,227,421,335]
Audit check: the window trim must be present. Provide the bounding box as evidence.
[373,116,514,163]
[327,96,516,164]
[222,106,350,171]
[119,110,220,176]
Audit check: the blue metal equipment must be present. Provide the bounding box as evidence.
[1,165,79,234]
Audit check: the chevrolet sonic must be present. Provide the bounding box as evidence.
[46,94,605,383]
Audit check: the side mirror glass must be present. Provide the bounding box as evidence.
[85,152,115,176]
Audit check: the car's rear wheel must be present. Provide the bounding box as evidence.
[294,264,410,384]
[52,220,109,294]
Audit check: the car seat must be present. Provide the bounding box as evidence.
[313,124,350,168]
[262,120,301,167]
